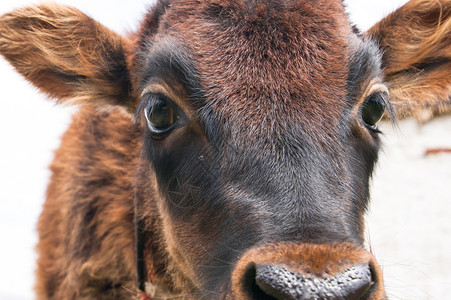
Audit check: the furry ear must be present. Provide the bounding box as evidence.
[0,4,134,109]
[367,0,451,120]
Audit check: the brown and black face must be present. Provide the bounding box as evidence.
[0,0,448,298]
[131,0,389,298]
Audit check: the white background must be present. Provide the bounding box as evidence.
[1,0,450,299]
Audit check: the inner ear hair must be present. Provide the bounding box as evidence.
[0,4,134,110]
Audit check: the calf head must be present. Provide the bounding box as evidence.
[0,0,450,299]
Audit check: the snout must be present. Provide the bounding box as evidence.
[231,243,386,300]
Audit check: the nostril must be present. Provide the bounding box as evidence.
[254,264,374,300]
[254,265,297,300]
[241,264,278,300]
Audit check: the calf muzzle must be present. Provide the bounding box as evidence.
[231,243,386,300]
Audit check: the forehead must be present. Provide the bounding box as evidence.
[133,0,378,136]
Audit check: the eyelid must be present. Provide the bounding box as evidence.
[364,79,389,100]
[141,81,194,118]
[141,83,177,102]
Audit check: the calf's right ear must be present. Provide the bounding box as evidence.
[0,4,134,110]
[366,0,451,120]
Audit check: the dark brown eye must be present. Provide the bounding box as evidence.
[361,92,387,130]
[144,95,179,134]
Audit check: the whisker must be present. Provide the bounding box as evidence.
[121,285,138,296]
[199,244,234,266]
[217,241,240,253]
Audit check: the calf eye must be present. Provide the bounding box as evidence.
[361,92,387,130]
[144,95,180,135]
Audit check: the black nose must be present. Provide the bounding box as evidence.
[254,264,373,300]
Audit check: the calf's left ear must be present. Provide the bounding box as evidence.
[366,0,451,120]
[0,4,134,109]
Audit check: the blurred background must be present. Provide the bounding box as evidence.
[0,0,449,299]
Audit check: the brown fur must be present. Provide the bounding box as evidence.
[35,107,141,299]
[0,1,450,299]
[0,5,133,108]
[367,0,451,119]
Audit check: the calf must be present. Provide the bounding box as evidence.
[0,0,450,299]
